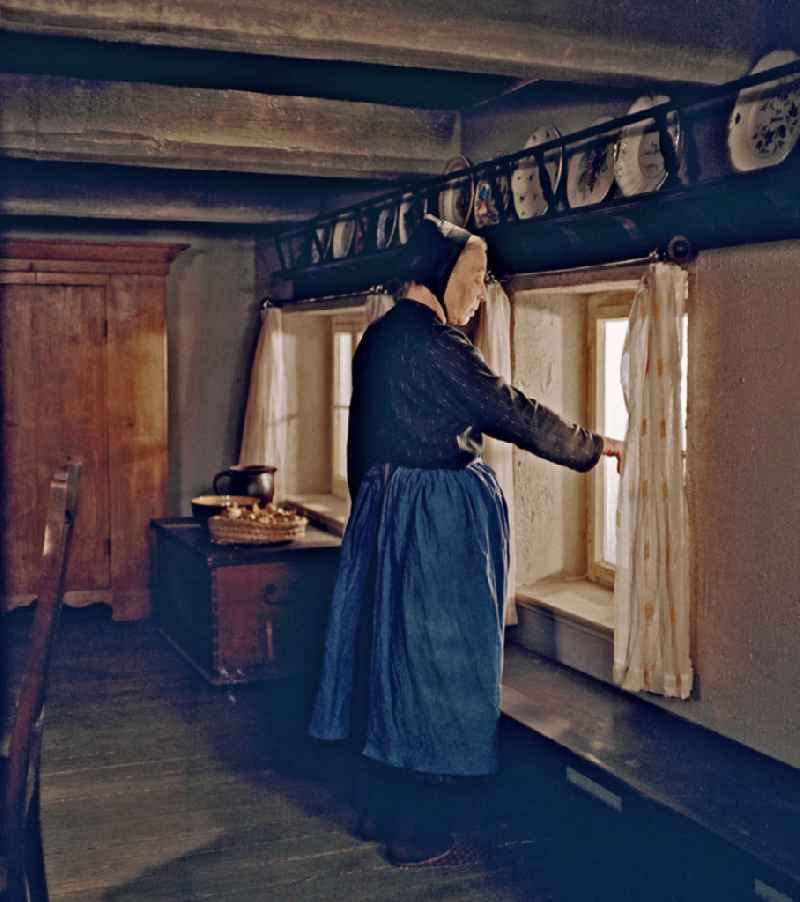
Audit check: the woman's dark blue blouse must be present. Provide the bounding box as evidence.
[347,299,604,499]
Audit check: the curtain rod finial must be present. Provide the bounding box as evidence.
[666,235,694,264]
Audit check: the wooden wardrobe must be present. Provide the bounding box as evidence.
[0,240,186,620]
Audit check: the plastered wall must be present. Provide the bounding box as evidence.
[647,240,800,767]
[165,235,256,511]
[510,289,589,584]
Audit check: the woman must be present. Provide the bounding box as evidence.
[310,215,623,866]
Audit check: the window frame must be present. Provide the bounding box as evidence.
[587,292,635,589]
[587,292,689,589]
[330,312,366,500]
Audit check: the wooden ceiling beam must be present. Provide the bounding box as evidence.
[0,74,459,179]
[0,0,777,85]
[0,159,393,224]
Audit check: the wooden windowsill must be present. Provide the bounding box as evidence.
[282,494,348,537]
[516,577,614,636]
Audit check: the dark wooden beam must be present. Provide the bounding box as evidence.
[0,0,779,84]
[0,74,459,179]
[0,159,329,223]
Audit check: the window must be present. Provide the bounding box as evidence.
[587,293,688,587]
[330,313,365,499]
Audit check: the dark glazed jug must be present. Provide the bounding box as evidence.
[213,465,277,502]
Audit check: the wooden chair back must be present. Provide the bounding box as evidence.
[2,461,81,901]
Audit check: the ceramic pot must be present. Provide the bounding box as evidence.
[212,465,276,502]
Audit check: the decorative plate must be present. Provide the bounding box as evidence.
[566,116,618,209]
[614,95,680,197]
[473,159,512,229]
[352,212,368,256]
[728,49,800,172]
[511,125,563,220]
[331,216,356,259]
[398,192,428,244]
[310,224,332,264]
[375,203,398,250]
[437,156,475,227]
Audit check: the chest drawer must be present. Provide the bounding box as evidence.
[212,557,336,682]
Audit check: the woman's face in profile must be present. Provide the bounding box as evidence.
[444,243,488,326]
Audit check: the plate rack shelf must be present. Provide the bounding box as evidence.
[273,57,800,302]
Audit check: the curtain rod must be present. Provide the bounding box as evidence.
[499,256,647,285]
[262,287,386,311]
[499,236,693,283]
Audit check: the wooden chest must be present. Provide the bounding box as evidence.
[150,518,341,684]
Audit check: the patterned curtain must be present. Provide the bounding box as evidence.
[614,262,693,698]
[475,280,518,626]
[239,306,288,476]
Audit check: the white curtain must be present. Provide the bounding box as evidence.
[614,262,692,698]
[475,280,518,626]
[364,292,394,324]
[239,306,288,475]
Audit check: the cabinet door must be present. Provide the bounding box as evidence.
[106,274,167,620]
[0,283,111,601]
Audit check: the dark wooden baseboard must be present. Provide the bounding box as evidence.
[501,643,800,893]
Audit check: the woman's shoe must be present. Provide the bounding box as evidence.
[386,837,480,869]
[385,834,453,867]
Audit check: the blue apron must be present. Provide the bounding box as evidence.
[310,461,508,776]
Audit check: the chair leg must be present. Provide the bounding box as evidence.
[24,784,49,902]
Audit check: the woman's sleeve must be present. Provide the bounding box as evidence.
[429,327,604,472]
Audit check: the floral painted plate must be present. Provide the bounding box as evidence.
[511,125,563,219]
[310,223,332,264]
[331,216,356,259]
[728,49,800,172]
[473,158,512,229]
[566,116,618,209]
[398,192,428,244]
[614,95,680,197]
[437,156,475,227]
[352,211,368,256]
[375,203,398,250]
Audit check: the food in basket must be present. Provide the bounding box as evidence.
[224,501,302,523]
[208,502,308,544]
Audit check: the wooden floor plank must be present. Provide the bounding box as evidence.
[5,604,784,902]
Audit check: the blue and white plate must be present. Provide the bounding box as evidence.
[728,49,800,172]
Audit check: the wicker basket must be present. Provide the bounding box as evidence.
[208,513,308,545]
